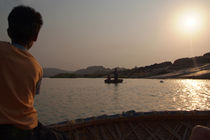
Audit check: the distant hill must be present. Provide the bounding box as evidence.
[169,52,210,70]
[122,52,210,79]
[43,68,72,77]
[120,61,172,78]
[150,64,210,79]
[51,66,128,78]
[73,66,111,75]
[51,52,210,79]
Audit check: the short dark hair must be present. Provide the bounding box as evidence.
[8,5,43,43]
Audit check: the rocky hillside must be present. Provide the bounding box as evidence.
[51,66,128,78]
[73,66,111,75]
[119,61,172,78]
[150,64,210,79]
[43,68,72,77]
[120,52,210,79]
[51,52,210,79]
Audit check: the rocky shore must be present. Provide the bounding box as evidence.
[119,52,210,79]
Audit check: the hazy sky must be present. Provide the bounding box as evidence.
[1,0,210,71]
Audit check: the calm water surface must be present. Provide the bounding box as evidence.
[34,78,210,125]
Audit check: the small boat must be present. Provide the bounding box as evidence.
[50,110,210,140]
[105,68,123,84]
[104,79,123,84]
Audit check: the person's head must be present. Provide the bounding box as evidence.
[7,5,43,50]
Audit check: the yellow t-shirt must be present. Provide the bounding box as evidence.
[0,41,42,130]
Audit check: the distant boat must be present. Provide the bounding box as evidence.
[105,68,123,84]
[104,79,123,84]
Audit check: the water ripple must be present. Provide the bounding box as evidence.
[35,78,210,125]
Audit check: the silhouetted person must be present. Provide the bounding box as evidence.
[114,68,118,81]
[107,74,111,81]
[0,5,68,140]
[190,125,210,140]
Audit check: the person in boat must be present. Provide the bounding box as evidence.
[0,5,68,140]
[114,68,119,81]
[190,125,210,140]
[106,74,111,81]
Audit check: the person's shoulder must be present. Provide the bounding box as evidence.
[0,41,12,55]
[0,41,11,48]
[26,52,42,72]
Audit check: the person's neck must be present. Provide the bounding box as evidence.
[12,41,25,46]
[12,41,28,50]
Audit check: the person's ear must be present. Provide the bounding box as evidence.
[32,32,39,41]
[7,28,12,39]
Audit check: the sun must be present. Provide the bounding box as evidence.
[185,15,198,29]
[177,11,203,34]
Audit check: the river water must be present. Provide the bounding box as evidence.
[34,78,210,125]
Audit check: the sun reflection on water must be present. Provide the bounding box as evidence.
[177,79,209,110]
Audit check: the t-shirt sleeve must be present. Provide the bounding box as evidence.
[35,78,42,95]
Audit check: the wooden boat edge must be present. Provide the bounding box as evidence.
[49,110,210,132]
